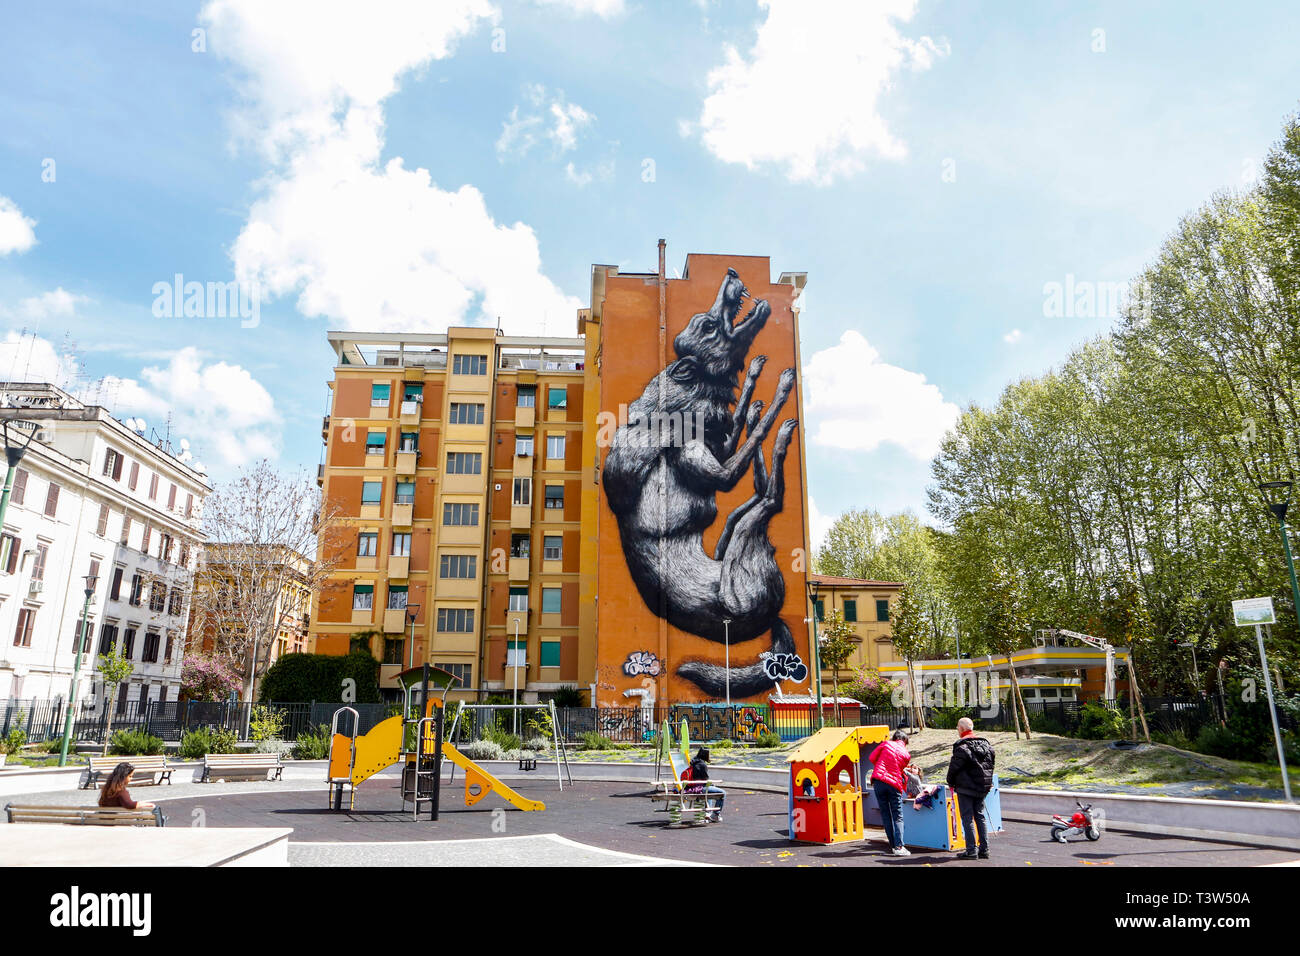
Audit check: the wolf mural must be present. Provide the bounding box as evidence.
[602,268,804,698]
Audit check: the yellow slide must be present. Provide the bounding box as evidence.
[442,744,546,812]
[349,714,404,786]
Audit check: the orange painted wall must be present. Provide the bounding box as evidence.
[594,254,810,704]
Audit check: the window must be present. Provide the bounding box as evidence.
[843,599,857,623]
[876,599,890,622]
[120,515,131,545]
[387,586,408,610]
[394,481,415,505]
[446,452,482,474]
[167,590,183,617]
[352,584,374,611]
[510,533,530,558]
[452,354,487,375]
[403,383,423,402]
[149,582,166,613]
[814,599,824,622]
[44,482,60,517]
[179,544,189,568]
[540,641,561,668]
[12,607,35,647]
[0,533,18,574]
[541,587,561,615]
[506,639,526,667]
[141,523,152,554]
[515,435,534,456]
[544,485,564,510]
[129,574,143,607]
[103,448,123,479]
[513,477,531,506]
[543,535,562,561]
[159,533,174,563]
[437,607,475,632]
[361,481,382,504]
[443,503,479,526]
[434,662,471,687]
[384,639,405,665]
[448,402,485,425]
[399,432,418,452]
[128,461,139,490]
[358,532,378,557]
[371,383,391,407]
[109,566,124,601]
[148,473,159,501]
[98,623,118,656]
[391,533,411,557]
[97,503,109,536]
[366,432,386,455]
[142,631,161,663]
[516,386,536,408]
[547,387,567,410]
[167,484,177,510]
[122,628,136,659]
[439,554,476,579]
[508,587,529,612]
[11,468,26,504]
[31,543,48,581]
[164,633,175,664]
[547,434,565,460]
[74,617,93,656]
[185,493,194,518]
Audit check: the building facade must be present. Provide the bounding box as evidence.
[0,383,209,707]
[808,573,903,677]
[311,329,587,703]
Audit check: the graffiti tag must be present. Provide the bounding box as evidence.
[622,651,662,677]
[761,651,808,683]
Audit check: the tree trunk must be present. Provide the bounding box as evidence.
[1128,659,1151,744]
[102,694,115,756]
[1008,665,1032,739]
[1007,675,1021,740]
[832,665,842,727]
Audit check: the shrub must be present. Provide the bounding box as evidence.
[930,705,975,730]
[254,737,293,757]
[841,666,899,710]
[1152,729,1192,750]
[709,739,735,751]
[4,723,28,754]
[1028,711,1069,736]
[551,685,584,708]
[260,649,380,704]
[460,740,505,761]
[249,705,287,743]
[108,730,165,756]
[523,736,551,752]
[292,725,333,760]
[210,727,237,754]
[753,730,782,749]
[1192,724,1238,759]
[579,731,616,751]
[1076,701,1128,740]
[179,728,215,759]
[483,726,521,752]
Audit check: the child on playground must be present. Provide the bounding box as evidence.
[98,762,156,810]
[682,747,726,823]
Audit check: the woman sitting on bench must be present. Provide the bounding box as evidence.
[99,762,156,811]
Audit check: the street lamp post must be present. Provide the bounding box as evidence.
[405,603,420,670]
[805,579,824,730]
[58,573,99,767]
[0,420,39,532]
[1257,480,1298,802]
[723,618,732,710]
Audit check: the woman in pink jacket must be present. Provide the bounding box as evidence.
[869,730,913,856]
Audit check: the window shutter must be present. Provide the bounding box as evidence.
[112,453,124,481]
[168,484,177,509]
[5,536,20,574]
[97,504,109,536]
[12,468,27,504]
[128,462,139,490]
[45,483,60,517]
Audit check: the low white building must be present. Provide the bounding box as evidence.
[0,383,209,709]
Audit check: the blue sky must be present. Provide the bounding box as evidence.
[1,0,1298,541]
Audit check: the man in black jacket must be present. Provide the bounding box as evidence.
[946,717,995,859]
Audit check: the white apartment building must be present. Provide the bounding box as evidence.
[0,383,209,709]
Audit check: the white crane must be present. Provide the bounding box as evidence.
[1037,628,1116,701]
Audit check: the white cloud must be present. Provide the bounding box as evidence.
[693,0,948,185]
[1003,328,1022,344]
[0,195,37,256]
[803,329,959,459]
[564,163,593,187]
[497,86,594,159]
[9,287,90,321]
[0,333,278,470]
[807,495,835,552]
[201,0,583,334]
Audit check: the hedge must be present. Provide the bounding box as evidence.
[259,649,380,704]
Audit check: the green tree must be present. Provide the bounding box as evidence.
[96,648,135,755]
[818,610,857,727]
[888,585,929,731]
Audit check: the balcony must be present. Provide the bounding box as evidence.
[506,608,528,636]
[508,555,529,581]
[351,606,373,628]
[515,405,535,430]
[396,450,418,475]
[316,463,324,487]
[321,415,330,443]
[510,504,531,529]
[389,554,409,579]
[383,607,407,634]
[400,400,422,426]
[392,501,414,526]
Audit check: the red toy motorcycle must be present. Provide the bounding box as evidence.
[1050,802,1101,842]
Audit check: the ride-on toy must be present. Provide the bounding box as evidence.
[1050,801,1101,842]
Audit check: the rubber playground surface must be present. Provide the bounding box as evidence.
[141,773,1299,867]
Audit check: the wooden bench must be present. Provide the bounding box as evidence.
[649,751,725,826]
[201,752,284,783]
[4,803,165,827]
[83,755,175,790]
